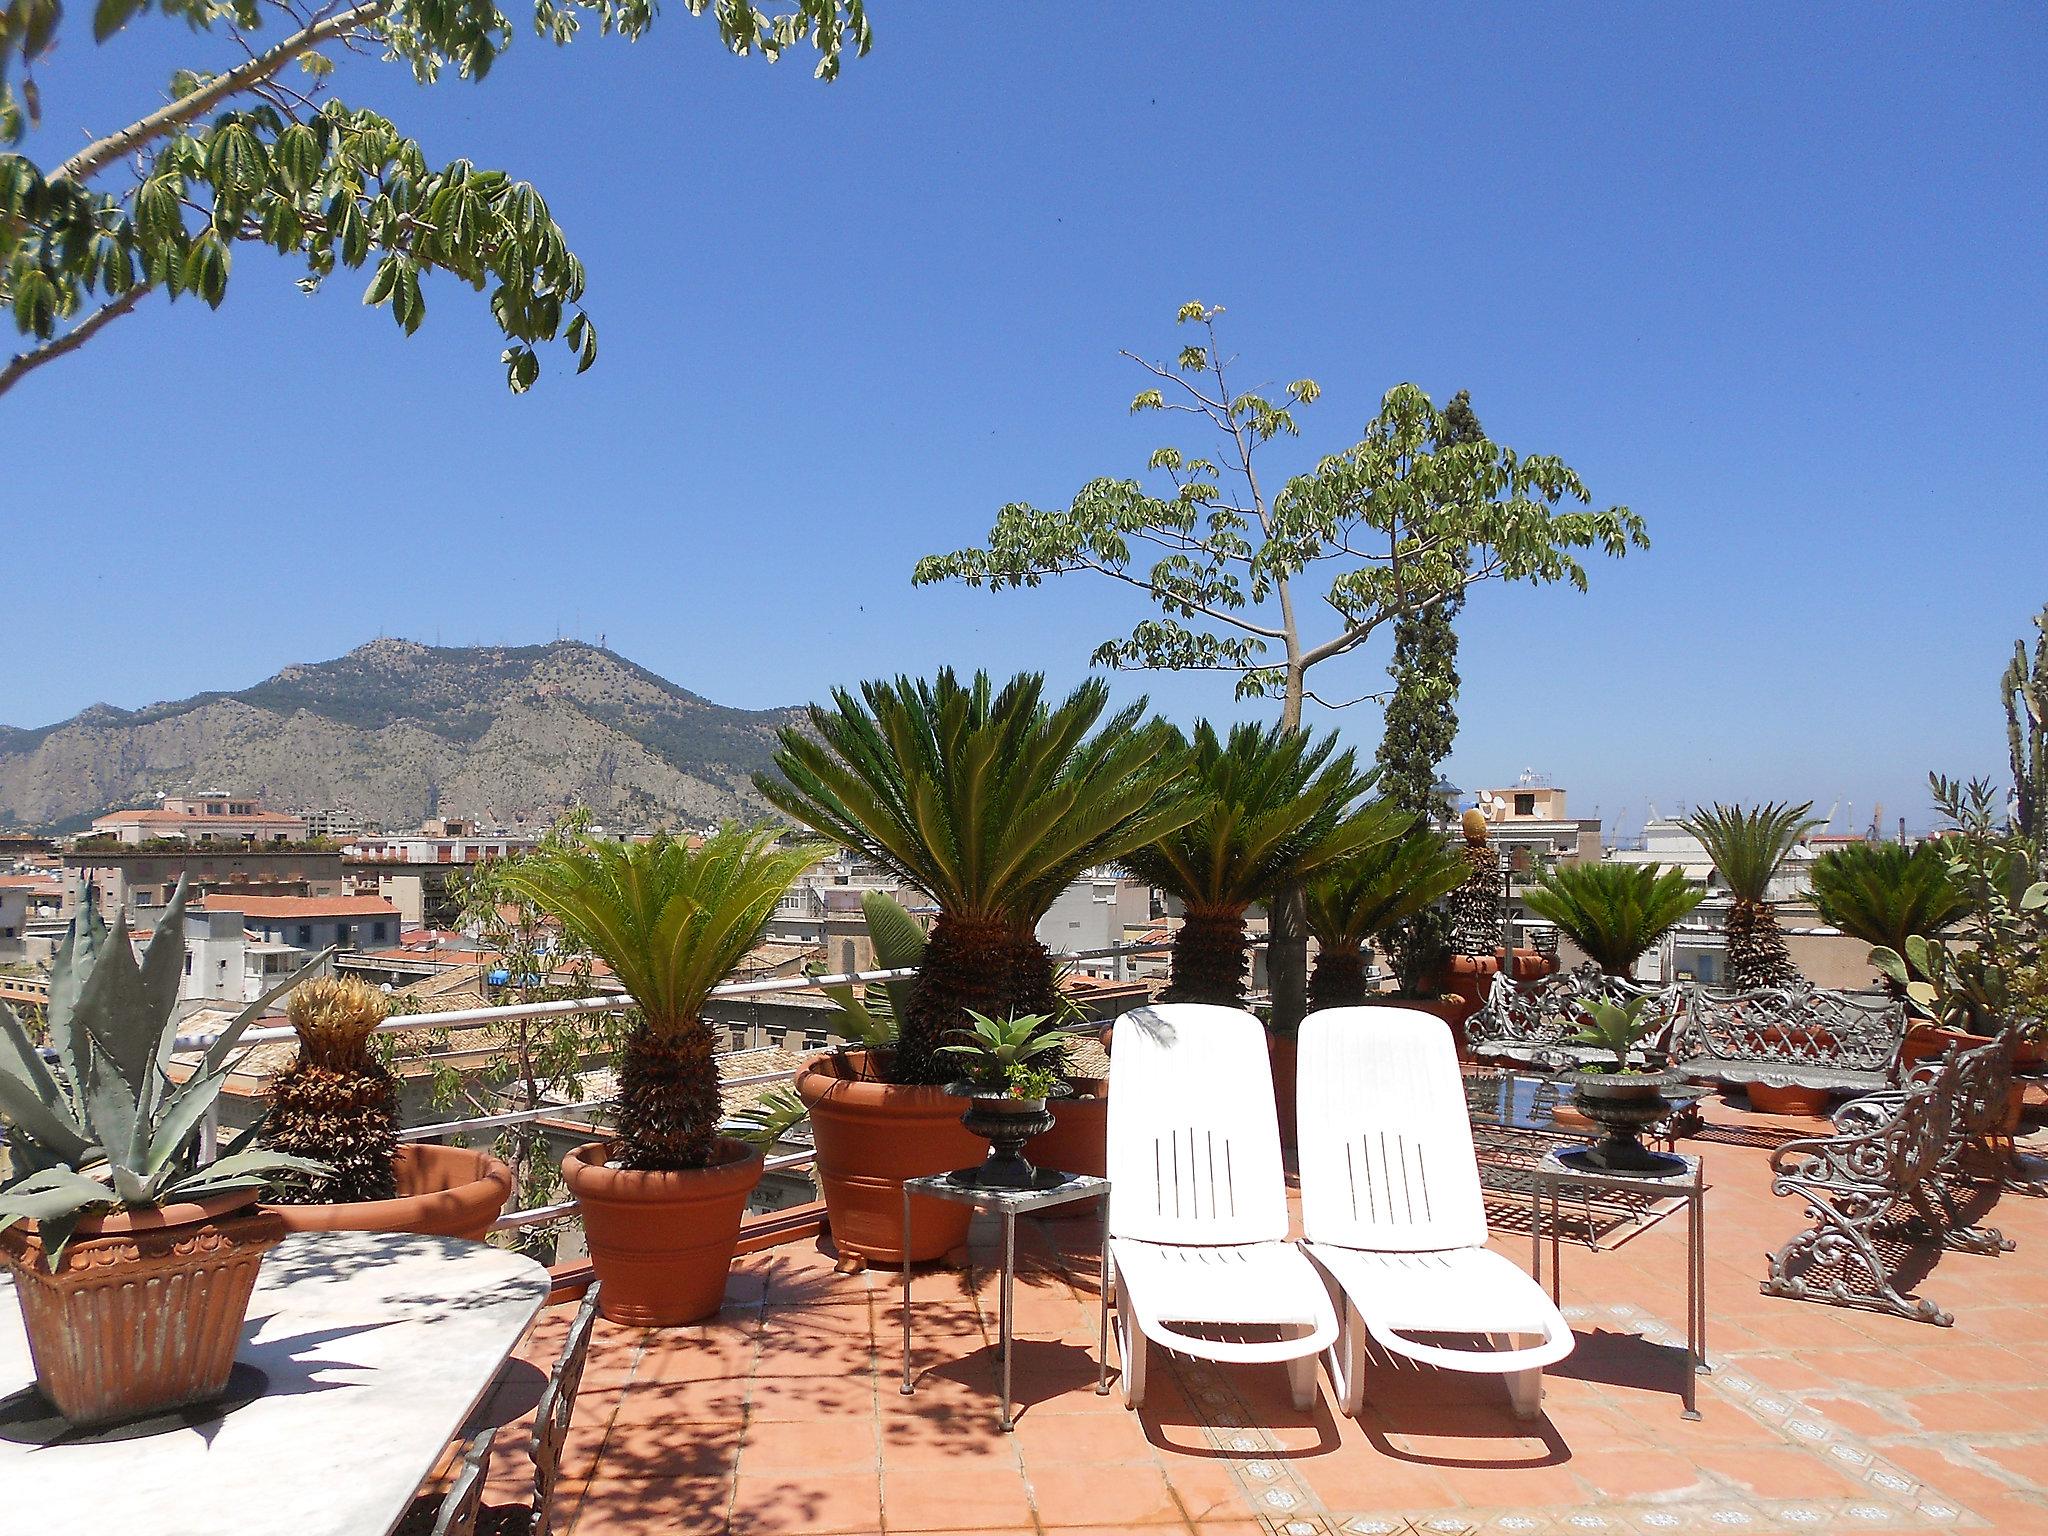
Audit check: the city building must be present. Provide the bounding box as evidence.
[1467,778,1603,951]
[201,893,401,955]
[1037,871,1154,980]
[342,818,544,927]
[88,793,308,846]
[63,842,347,920]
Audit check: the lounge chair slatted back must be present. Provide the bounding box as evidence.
[1108,1004,1289,1246]
[1298,1006,1488,1252]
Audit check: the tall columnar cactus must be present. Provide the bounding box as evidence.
[2005,604,2048,847]
[0,881,328,1263]
[262,977,400,1204]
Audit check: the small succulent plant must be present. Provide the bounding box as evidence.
[0,880,330,1263]
[1568,995,1661,1075]
[939,1010,1066,1092]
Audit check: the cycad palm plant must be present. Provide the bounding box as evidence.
[1124,722,1404,1009]
[1681,801,1820,989]
[263,976,399,1204]
[1809,841,1971,994]
[756,671,1199,1085]
[1522,861,1704,978]
[500,826,824,1169]
[1306,827,1470,1009]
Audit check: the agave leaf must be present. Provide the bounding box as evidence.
[144,1059,240,1180]
[137,880,194,1121]
[165,1144,329,1199]
[0,1166,114,1237]
[74,903,157,1108]
[0,1007,91,1161]
[42,899,105,1093]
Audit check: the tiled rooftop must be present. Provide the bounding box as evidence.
[480,1096,2048,1536]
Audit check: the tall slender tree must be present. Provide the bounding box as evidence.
[915,304,1648,1029]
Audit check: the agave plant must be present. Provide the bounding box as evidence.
[1124,722,1405,1010]
[1305,826,1469,1008]
[0,882,330,1263]
[501,826,826,1170]
[938,1010,1065,1091]
[1569,995,1661,1074]
[756,670,1199,1085]
[1521,861,1703,979]
[262,975,400,1204]
[1808,841,1971,989]
[1680,801,1820,990]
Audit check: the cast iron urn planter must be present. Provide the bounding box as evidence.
[1566,1067,1683,1174]
[949,1085,1057,1190]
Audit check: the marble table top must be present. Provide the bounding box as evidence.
[1,1230,550,1536]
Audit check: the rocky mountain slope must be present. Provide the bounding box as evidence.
[0,639,805,831]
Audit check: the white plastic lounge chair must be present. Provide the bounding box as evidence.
[1297,1006,1576,1420]
[1105,1003,1339,1411]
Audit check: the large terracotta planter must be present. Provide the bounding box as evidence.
[1745,1082,1832,1116]
[1268,1031,1299,1148]
[1383,993,1478,1056]
[1901,1024,1994,1067]
[796,1049,985,1265]
[265,1144,514,1242]
[1025,1077,1108,1180]
[0,1193,285,1427]
[563,1138,764,1327]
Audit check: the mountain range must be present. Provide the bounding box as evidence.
[0,639,804,832]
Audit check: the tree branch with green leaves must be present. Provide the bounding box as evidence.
[0,0,869,400]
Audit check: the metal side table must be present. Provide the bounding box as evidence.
[900,1169,1111,1431]
[1529,1147,1709,1419]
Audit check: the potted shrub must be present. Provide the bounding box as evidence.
[503,826,824,1325]
[0,883,328,1426]
[1121,721,1399,1143]
[756,670,1198,1264]
[1563,995,1683,1174]
[1680,801,1822,991]
[938,1011,1067,1189]
[1521,861,1702,983]
[259,975,513,1241]
[1307,828,1469,1010]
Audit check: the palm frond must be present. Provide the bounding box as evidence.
[755,670,1201,925]
[1522,861,1704,976]
[1306,826,1469,948]
[1122,722,1401,910]
[1680,801,1819,903]
[499,826,827,1036]
[1809,841,1971,955]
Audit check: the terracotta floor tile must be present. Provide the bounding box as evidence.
[879,1466,1039,1531]
[570,1473,734,1536]
[1153,1456,1259,1522]
[1895,1389,2026,1434]
[615,1372,752,1424]
[1566,1446,1709,1499]
[1026,1461,1186,1526]
[1688,1444,1868,1500]
[745,1366,878,1422]
[1974,1439,2048,1489]
[728,1469,882,1535]
[739,1415,881,1475]
[1796,1390,1916,1438]
[594,1420,743,1483]
[1292,1448,1461,1512]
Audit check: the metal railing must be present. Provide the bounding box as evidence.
[176,936,1199,1236]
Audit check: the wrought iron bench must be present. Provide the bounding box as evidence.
[1762,1037,2016,1327]
[1464,965,1683,1072]
[1669,984,1905,1103]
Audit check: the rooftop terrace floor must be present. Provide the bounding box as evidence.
[487,1099,2048,1536]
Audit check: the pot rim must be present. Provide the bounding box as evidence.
[8,1187,262,1243]
[262,1144,513,1220]
[563,1137,765,1198]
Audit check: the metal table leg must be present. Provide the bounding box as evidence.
[1096,1195,1112,1395]
[1530,1168,1543,1284]
[899,1186,914,1398]
[1681,1175,1702,1420]
[1548,1178,1562,1307]
[999,1208,1016,1431]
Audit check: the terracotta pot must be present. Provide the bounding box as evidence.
[1901,1024,1994,1066]
[1503,948,1556,982]
[1436,955,1500,1015]
[1268,1031,1299,1149]
[2016,1038,2048,1069]
[563,1138,764,1327]
[0,1193,285,1427]
[1745,1082,1832,1116]
[265,1144,513,1242]
[795,1050,985,1264]
[1025,1077,1108,1181]
[1379,995,1477,1058]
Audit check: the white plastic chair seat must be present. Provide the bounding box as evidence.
[1111,1238,1340,1362]
[1305,1244,1573,1373]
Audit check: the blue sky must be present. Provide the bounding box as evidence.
[6,3,2043,836]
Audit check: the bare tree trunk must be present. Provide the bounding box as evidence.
[1267,661,1310,1033]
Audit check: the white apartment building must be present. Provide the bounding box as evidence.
[91,793,308,846]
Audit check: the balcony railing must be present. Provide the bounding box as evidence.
[172,937,1201,1236]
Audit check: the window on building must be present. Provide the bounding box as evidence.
[183,954,191,975]
[297,925,313,947]
[372,921,388,943]
[841,940,856,974]
[1514,793,1536,816]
